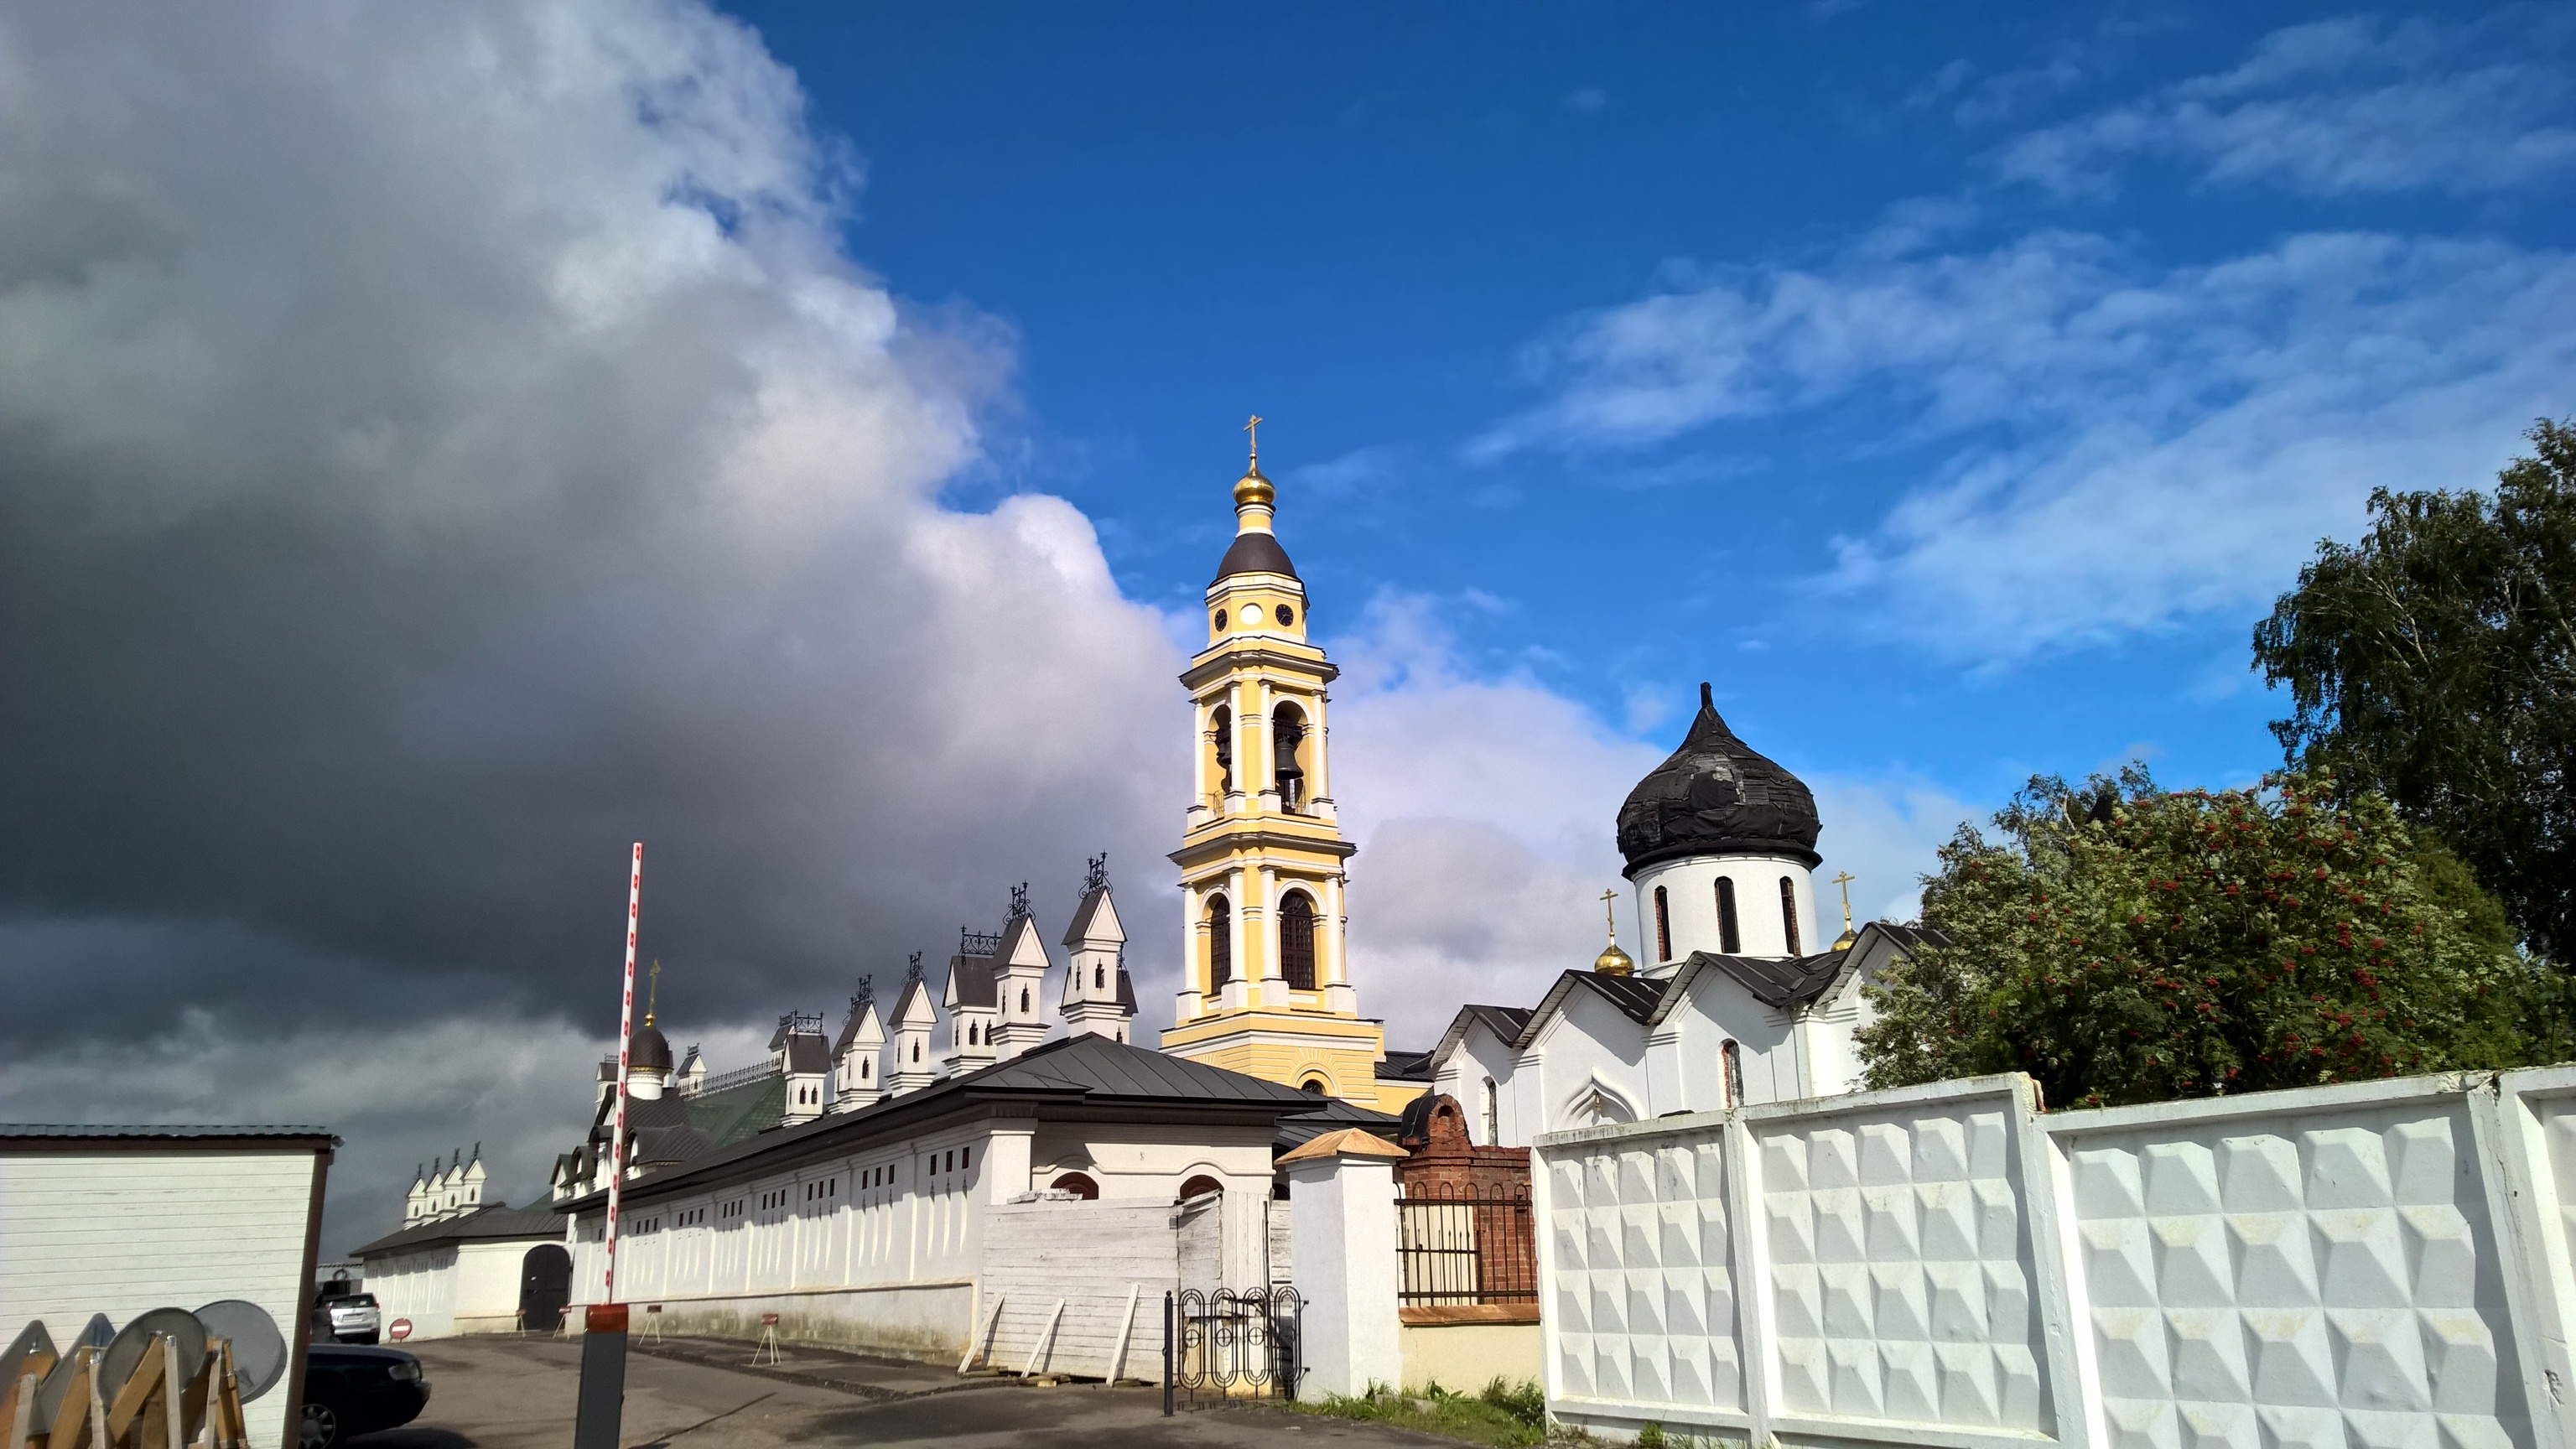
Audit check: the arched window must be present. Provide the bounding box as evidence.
[1654,886,1671,962]
[1716,876,1742,954]
[1094,964,1105,989]
[1482,1077,1499,1145]
[968,1021,979,1046]
[1779,877,1801,955]
[1210,706,1233,795]
[1020,986,1031,1013]
[1208,896,1233,988]
[911,1039,921,1062]
[1272,705,1308,809]
[1722,1040,1744,1109]
[1279,891,1317,990]
[1300,1078,1327,1095]
[1050,1172,1100,1201]
[1179,1175,1224,1201]
[860,1057,870,1080]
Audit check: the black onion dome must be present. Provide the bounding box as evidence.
[629,1018,673,1072]
[1617,683,1821,874]
[1213,530,1300,584]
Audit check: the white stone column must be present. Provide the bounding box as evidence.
[1308,688,1335,818]
[983,1118,1035,1203]
[1253,679,1279,811]
[1175,883,1204,1023]
[1280,1131,1405,1400]
[1323,873,1356,1015]
[1259,865,1291,1005]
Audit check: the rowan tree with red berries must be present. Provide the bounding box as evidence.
[1857,766,2563,1109]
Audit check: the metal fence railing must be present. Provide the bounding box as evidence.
[1394,1185,1536,1306]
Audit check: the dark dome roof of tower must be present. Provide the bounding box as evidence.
[630,1019,673,1072]
[1213,531,1300,584]
[1616,683,1821,874]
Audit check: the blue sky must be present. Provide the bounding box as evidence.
[3,0,2570,1246]
[727,0,2573,841]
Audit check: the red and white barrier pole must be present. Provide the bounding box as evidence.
[605,843,642,1301]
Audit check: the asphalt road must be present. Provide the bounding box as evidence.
[361,1335,1457,1449]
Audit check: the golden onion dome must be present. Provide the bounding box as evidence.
[1233,463,1275,509]
[1593,939,1634,977]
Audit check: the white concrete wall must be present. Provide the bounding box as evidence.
[1533,1068,2576,1449]
[0,1142,324,1449]
[364,1239,538,1339]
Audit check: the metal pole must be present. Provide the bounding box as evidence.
[605,843,643,1299]
[577,845,641,1449]
[1161,1291,1173,1416]
[572,1304,628,1449]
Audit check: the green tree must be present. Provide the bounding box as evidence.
[2253,419,2576,961]
[1856,768,2554,1109]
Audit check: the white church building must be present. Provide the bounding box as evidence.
[1427,683,1940,1144]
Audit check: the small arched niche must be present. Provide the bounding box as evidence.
[1050,1172,1100,1201]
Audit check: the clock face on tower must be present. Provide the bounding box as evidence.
[1275,605,1294,626]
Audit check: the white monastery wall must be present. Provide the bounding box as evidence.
[1531,1068,2576,1449]
[566,1116,1280,1363]
[1432,1023,1526,1146]
[1532,991,1654,1130]
[365,1240,528,1340]
[0,1143,323,1449]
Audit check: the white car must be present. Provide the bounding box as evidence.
[314,1292,381,1345]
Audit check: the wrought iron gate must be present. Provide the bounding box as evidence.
[1162,1286,1301,1404]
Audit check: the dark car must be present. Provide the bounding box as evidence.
[300,1344,429,1449]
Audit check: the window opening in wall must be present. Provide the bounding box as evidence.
[1272,705,1307,810]
[1051,1172,1099,1200]
[1179,1175,1223,1200]
[1094,964,1105,988]
[912,1039,921,1062]
[1020,986,1030,1012]
[961,1147,970,1170]
[1482,1076,1499,1145]
[1717,876,1742,954]
[1654,886,1671,962]
[1208,896,1233,987]
[1779,876,1800,955]
[1279,891,1317,989]
[1301,1078,1327,1094]
[1211,706,1233,794]
[1722,1039,1744,1108]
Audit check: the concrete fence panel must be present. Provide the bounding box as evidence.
[1535,1068,2575,1449]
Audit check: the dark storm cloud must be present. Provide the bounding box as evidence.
[0,0,1192,1059]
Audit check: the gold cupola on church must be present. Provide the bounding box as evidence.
[1159,422,1423,1112]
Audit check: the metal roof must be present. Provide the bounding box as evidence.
[562,1033,1335,1212]
[351,1203,566,1259]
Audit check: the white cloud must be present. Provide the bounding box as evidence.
[1994,16,2576,197]
[1323,593,1970,1044]
[1478,227,2575,659]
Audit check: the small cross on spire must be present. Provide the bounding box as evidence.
[1830,870,1857,932]
[1599,888,1620,943]
[1244,413,1264,465]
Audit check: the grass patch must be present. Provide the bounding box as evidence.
[1288,1377,1563,1446]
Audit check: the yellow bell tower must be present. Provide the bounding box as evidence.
[1160,421,1420,1111]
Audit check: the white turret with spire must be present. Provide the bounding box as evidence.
[989,883,1052,1061]
[1061,854,1135,1043]
[887,954,937,1095]
[833,977,886,1111]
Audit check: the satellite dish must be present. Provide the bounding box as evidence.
[99,1309,206,1402]
[33,1343,87,1435]
[1,1320,56,1391]
[192,1301,287,1403]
